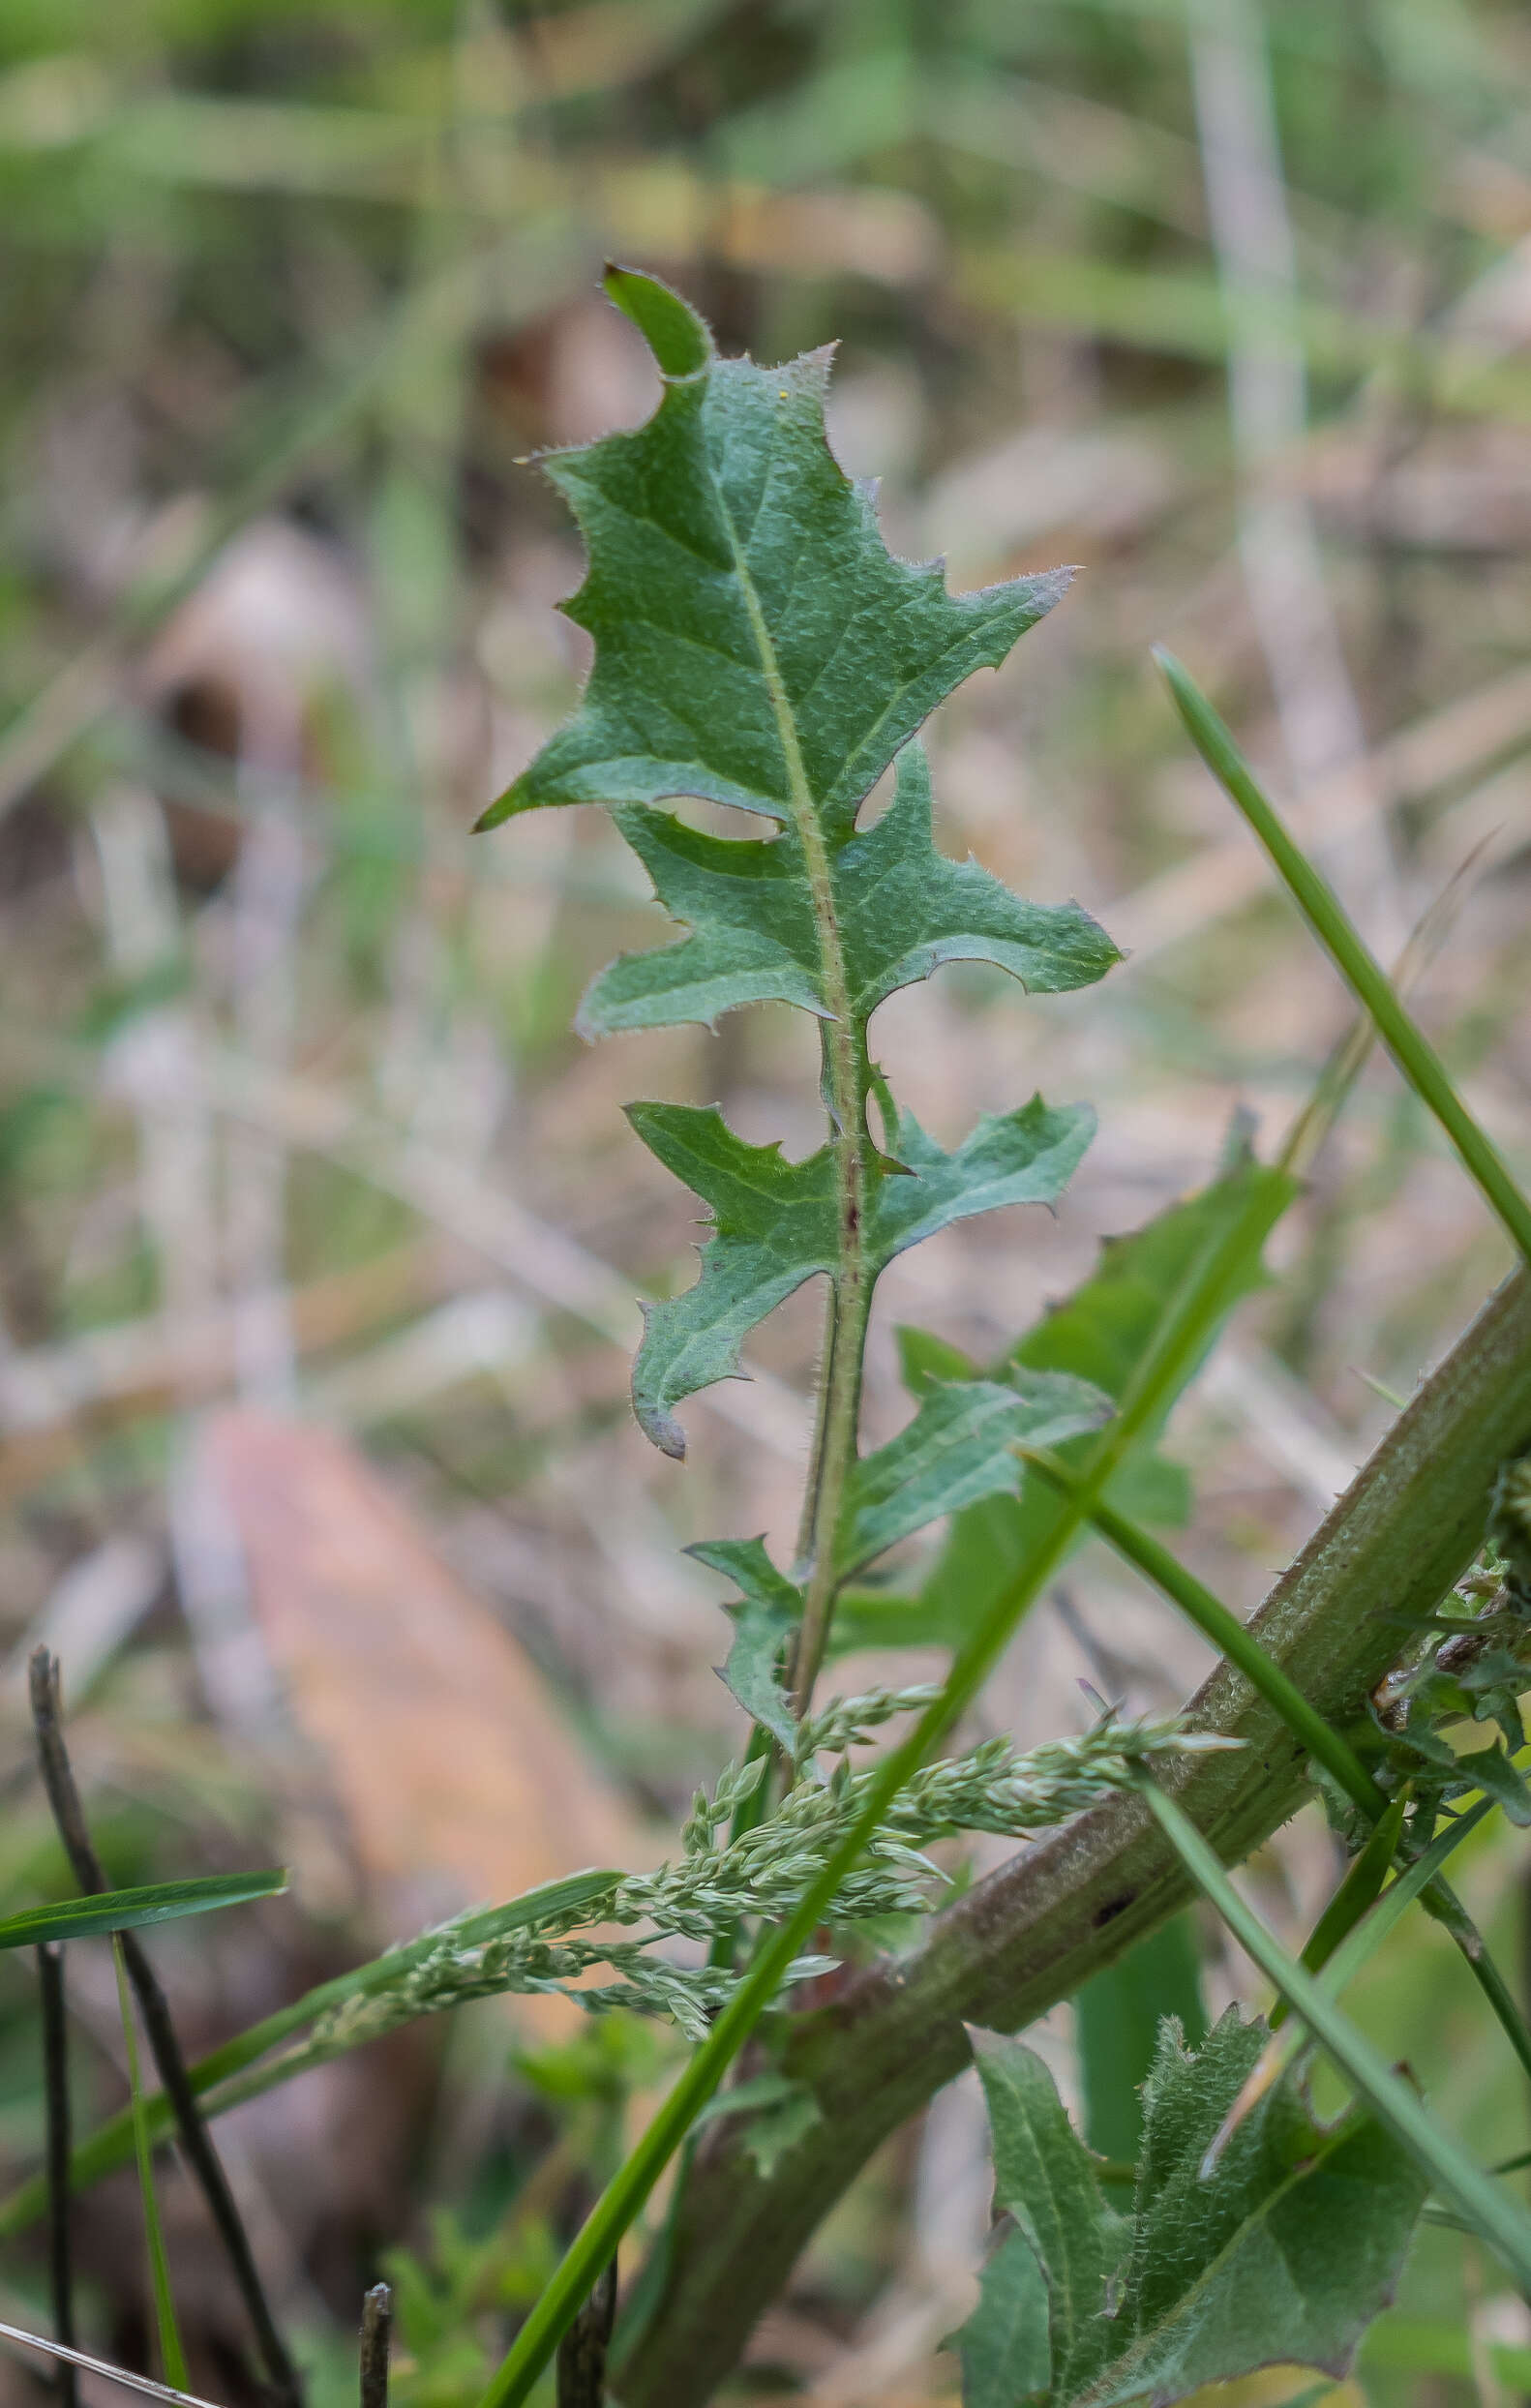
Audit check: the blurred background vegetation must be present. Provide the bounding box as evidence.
[1,0,1530,2399]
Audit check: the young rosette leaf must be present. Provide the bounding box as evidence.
[959,2014,1426,2408]
[628,1095,1095,1458]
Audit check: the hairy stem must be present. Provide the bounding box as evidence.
[614,1265,1531,2408]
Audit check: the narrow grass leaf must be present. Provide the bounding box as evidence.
[0,1872,286,1954]
[1156,647,1531,1262]
[1270,1792,1407,2030]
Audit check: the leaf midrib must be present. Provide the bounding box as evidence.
[702,410,869,1699]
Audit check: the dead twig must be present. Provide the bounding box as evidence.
[38,1942,76,2408]
[28,1649,302,2408]
[556,2258,616,2408]
[358,2284,391,2408]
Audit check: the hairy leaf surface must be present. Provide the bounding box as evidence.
[959,2017,1426,2408]
[628,1096,1095,1457]
[959,2225,1052,2408]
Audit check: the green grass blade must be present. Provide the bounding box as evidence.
[0,1873,286,1954]
[1138,1779,1531,2297]
[1156,647,1531,1261]
[0,1867,625,2234]
[112,1941,189,2393]
[1216,1798,1498,2138]
[1271,1793,1407,2029]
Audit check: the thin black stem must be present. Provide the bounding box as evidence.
[38,1942,76,2408]
[359,2284,391,2408]
[28,1650,302,2408]
[555,2258,616,2408]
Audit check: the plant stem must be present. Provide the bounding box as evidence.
[711,484,871,1714]
[1024,1452,1383,1814]
[473,1157,1294,2408]
[614,1264,1531,2408]
[114,1939,188,2393]
[1157,647,1531,1261]
[28,1652,303,2408]
[38,1943,76,2408]
[555,2259,616,2408]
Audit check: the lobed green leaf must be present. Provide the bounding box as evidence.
[837,1369,1110,1579]
[480,273,1071,843]
[582,745,1117,1038]
[879,1152,1294,1649]
[628,1096,1095,1458]
[687,1535,803,1750]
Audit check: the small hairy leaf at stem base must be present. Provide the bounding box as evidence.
[957,2225,1051,2408]
[962,2016,1426,2408]
[1076,1915,1207,2182]
[967,2029,1127,2399]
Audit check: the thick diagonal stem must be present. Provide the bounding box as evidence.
[615,1266,1531,2408]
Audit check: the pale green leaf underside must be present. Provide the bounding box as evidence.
[581,745,1118,1038]
[837,1369,1110,1579]
[964,2018,1426,2408]
[629,1096,1095,1458]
